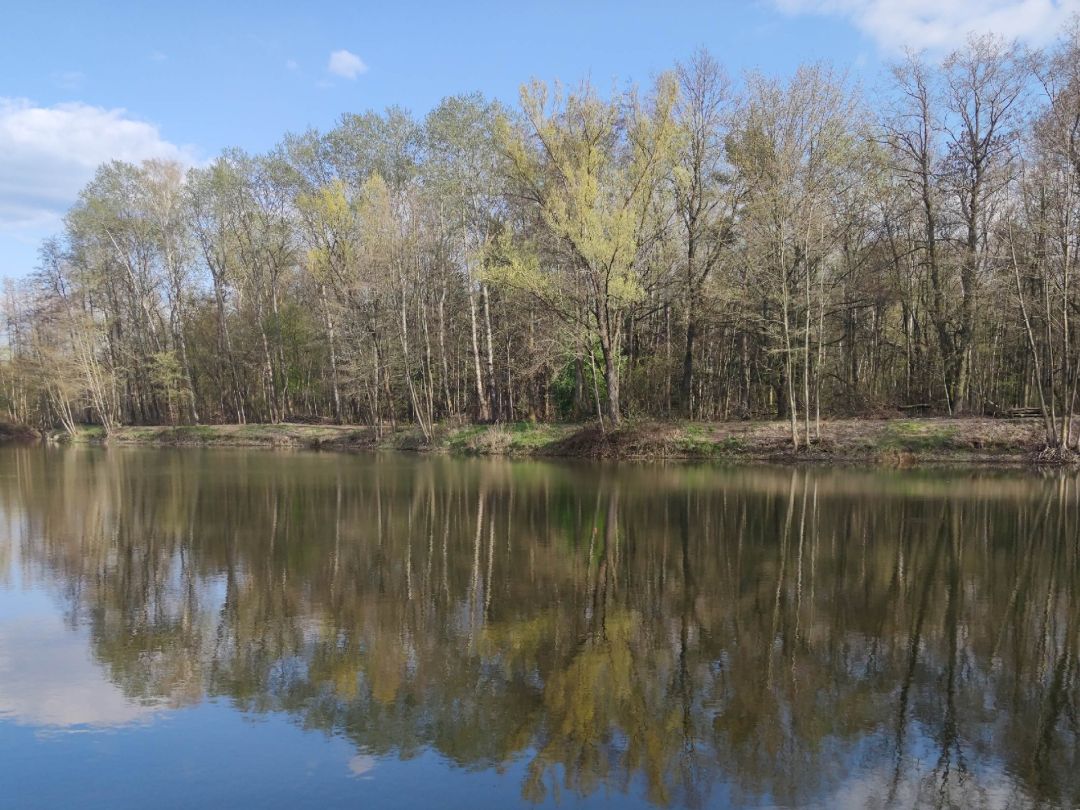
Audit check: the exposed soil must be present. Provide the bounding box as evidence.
[0,422,42,443]
[83,416,1061,467]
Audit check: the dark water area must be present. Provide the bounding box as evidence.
[1,446,1078,808]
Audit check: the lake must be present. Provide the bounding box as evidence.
[0,446,1077,808]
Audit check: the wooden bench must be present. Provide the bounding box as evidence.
[1004,407,1043,418]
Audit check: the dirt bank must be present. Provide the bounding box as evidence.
[81,417,1062,467]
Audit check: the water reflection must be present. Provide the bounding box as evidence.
[0,615,162,729]
[1,446,1079,808]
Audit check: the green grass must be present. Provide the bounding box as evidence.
[878,420,958,452]
[506,422,563,451]
[73,425,107,442]
[444,422,565,455]
[673,433,716,456]
[175,425,220,440]
[673,425,746,457]
[446,424,486,451]
[713,435,748,454]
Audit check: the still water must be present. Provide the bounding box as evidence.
[1,446,1078,809]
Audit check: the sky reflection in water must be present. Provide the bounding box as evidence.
[0,446,1077,809]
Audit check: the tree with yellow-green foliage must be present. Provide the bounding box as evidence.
[495,76,679,426]
[8,28,1080,451]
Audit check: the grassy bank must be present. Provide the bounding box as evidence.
[63,417,1059,466]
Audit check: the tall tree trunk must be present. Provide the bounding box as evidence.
[482,282,498,422]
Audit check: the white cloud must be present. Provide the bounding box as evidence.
[348,754,377,776]
[773,0,1080,51]
[0,614,163,728]
[0,97,196,233]
[285,58,299,71]
[327,48,367,79]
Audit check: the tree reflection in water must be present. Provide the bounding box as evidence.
[4,446,1080,808]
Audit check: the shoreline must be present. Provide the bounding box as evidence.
[40,417,1071,468]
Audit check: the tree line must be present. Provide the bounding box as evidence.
[5,24,1080,450]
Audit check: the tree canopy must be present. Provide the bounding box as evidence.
[6,26,1080,449]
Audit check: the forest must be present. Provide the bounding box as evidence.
[5,24,1080,451]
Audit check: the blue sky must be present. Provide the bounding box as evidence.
[1,0,1076,279]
